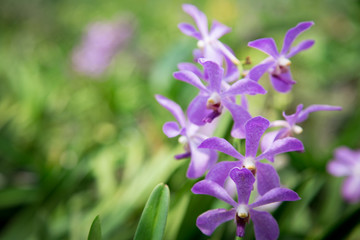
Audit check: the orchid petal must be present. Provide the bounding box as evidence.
[203,45,223,65]
[206,161,243,187]
[250,209,279,240]
[287,39,315,58]
[260,130,280,153]
[283,104,303,126]
[297,104,342,123]
[248,61,274,82]
[342,176,360,203]
[250,187,300,208]
[223,51,240,82]
[256,162,281,196]
[163,121,181,138]
[223,78,267,97]
[199,59,224,92]
[178,23,202,39]
[199,137,244,160]
[281,21,314,54]
[187,140,218,179]
[229,168,255,204]
[222,100,252,139]
[173,70,207,92]
[192,180,238,207]
[210,20,231,39]
[155,95,186,127]
[182,4,209,37]
[248,38,279,59]
[196,208,236,236]
[327,160,351,177]
[177,62,204,79]
[187,95,212,126]
[245,116,270,158]
[256,137,304,162]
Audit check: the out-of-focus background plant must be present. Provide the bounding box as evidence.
[0,0,359,239]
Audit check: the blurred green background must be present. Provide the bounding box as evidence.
[0,0,359,239]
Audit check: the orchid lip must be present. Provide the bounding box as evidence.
[206,92,221,110]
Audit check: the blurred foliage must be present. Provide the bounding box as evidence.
[0,0,359,239]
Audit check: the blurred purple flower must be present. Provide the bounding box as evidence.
[192,167,300,238]
[155,95,218,179]
[72,17,134,77]
[199,116,304,195]
[328,147,360,203]
[179,4,240,65]
[173,59,266,138]
[248,21,314,92]
[261,104,342,153]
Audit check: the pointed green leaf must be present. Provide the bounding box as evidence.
[88,215,102,240]
[134,183,170,240]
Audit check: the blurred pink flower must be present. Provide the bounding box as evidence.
[72,17,134,77]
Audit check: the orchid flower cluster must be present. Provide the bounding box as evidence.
[156,4,341,239]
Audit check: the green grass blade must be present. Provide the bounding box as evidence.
[133,183,170,240]
[88,215,102,240]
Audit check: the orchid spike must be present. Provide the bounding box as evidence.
[192,167,300,238]
[248,21,315,92]
[155,95,218,179]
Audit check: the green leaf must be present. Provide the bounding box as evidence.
[134,183,170,240]
[88,215,102,240]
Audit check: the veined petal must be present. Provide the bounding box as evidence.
[178,23,202,39]
[250,209,279,240]
[297,104,342,123]
[163,121,181,138]
[173,70,207,92]
[256,137,304,162]
[250,187,300,208]
[229,168,255,204]
[342,176,360,203]
[256,162,281,196]
[155,95,186,127]
[199,137,244,160]
[199,59,224,92]
[210,20,231,39]
[281,21,314,55]
[222,100,252,139]
[223,78,267,97]
[177,62,204,79]
[206,161,243,186]
[187,140,218,179]
[287,39,315,58]
[192,180,238,207]
[245,116,270,158]
[182,4,209,37]
[187,95,212,126]
[196,208,236,236]
[248,61,274,82]
[270,71,296,93]
[248,38,279,59]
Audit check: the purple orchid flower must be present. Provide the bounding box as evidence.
[179,4,240,65]
[72,17,134,77]
[327,147,360,203]
[155,95,218,179]
[261,104,342,153]
[199,116,304,195]
[173,59,266,138]
[248,21,315,92]
[192,167,300,238]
